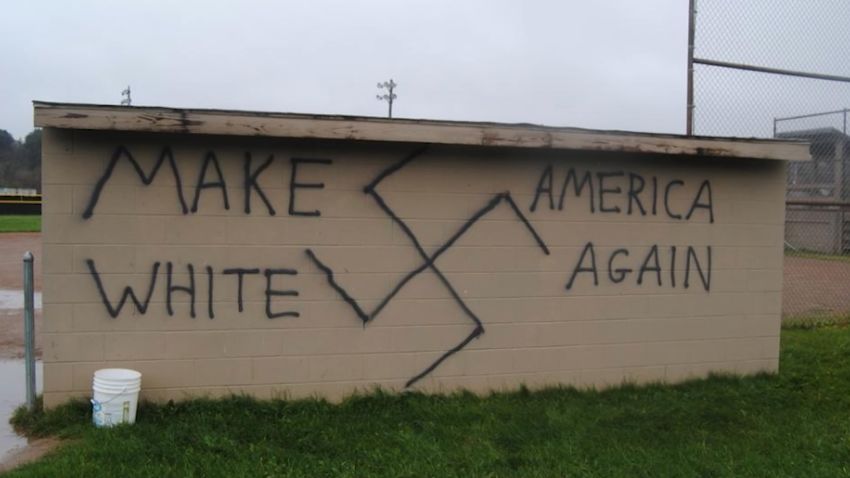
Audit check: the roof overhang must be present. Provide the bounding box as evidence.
[34,101,810,162]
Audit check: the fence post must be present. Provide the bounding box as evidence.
[686,0,696,135]
[23,251,35,410]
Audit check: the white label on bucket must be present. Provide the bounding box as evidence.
[92,399,104,427]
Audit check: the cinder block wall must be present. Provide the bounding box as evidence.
[41,128,786,407]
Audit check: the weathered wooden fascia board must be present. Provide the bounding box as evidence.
[34,102,811,162]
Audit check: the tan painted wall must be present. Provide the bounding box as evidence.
[41,128,786,407]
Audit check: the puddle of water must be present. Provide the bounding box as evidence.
[0,290,41,310]
[0,360,43,462]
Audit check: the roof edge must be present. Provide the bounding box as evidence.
[33,101,811,162]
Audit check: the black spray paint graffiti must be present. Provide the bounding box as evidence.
[305,147,551,387]
[81,145,715,386]
[82,146,333,219]
[563,243,711,291]
[83,146,188,219]
[529,165,714,222]
[82,146,331,322]
[86,259,302,320]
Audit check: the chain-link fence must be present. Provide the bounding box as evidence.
[691,0,850,324]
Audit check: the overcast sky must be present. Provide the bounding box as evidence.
[1,0,690,139]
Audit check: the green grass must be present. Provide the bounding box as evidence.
[0,215,40,233]
[8,326,850,477]
[785,248,850,263]
[783,312,850,329]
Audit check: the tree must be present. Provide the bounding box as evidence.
[20,130,41,171]
[0,129,41,191]
[0,130,16,187]
[0,130,14,153]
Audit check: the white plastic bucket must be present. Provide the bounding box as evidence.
[91,368,142,427]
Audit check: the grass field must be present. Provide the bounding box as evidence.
[786,248,850,263]
[0,215,40,233]
[8,326,850,477]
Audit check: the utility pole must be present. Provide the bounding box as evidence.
[376,79,397,118]
[121,86,132,106]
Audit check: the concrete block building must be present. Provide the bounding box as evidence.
[35,102,808,407]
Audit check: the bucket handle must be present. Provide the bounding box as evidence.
[91,384,131,406]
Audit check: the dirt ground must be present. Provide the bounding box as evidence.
[0,437,59,473]
[783,255,850,318]
[0,233,42,359]
[0,234,847,357]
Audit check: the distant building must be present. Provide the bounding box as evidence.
[779,127,850,254]
[780,127,849,201]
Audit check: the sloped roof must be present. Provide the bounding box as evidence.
[34,101,810,162]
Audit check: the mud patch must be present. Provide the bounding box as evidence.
[0,360,43,466]
[0,437,60,473]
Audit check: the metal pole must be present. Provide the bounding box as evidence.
[23,251,35,410]
[693,58,850,83]
[686,0,696,135]
[775,108,850,123]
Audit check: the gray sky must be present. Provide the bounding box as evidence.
[692,0,850,138]
[2,0,689,139]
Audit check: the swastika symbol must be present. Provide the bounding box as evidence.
[306,147,550,387]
